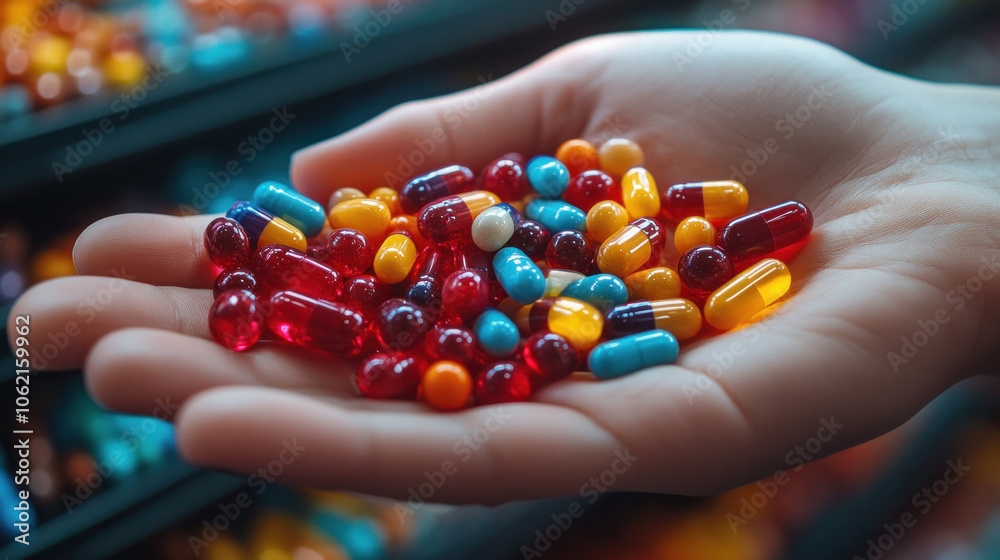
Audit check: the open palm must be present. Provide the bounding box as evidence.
[13,31,999,503]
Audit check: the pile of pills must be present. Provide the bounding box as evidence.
[203,138,813,411]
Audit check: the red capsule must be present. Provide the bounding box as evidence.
[425,326,479,369]
[417,191,500,242]
[400,165,476,214]
[475,360,533,405]
[204,217,251,269]
[717,201,813,266]
[268,290,365,356]
[453,240,492,273]
[213,269,259,299]
[325,228,375,276]
[505,220,551,261]
[209,290,263,351]
[523,331,579,384]
[441,269,490,324]
[407,243,454,307]
[376,298,431,353]
[340,275,389,319]
[479,154,530,201]
[355,353,423,400]
[546,230,596,274]
[563,170,621,212]
[678,246,734,297]
[251,245,342,302]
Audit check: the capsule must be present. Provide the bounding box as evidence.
[493,247,545,304]
[327,187,366,211]
[453,240,492,272]
[355,353,422,400]
[373,232,417,284]
[471,203,521,251]
[596,217,665,278]
[388,214,427,245]
[678,246,734,297]
[624,267,681,301]
[515,297,603,350]
[561,274,628,312]
[369,187,402,216]
[376,298,431,352]
[213,269,258,298]
[621,167,660,220]
[340,275,389,319]
[250,245,341,302]
[524,199,587,233]
[505,220,551,260]
[526,156,570,199]
[555,138,599,176]
[598,138,644,179]
[674,216,716,254]
[252,181,326,238]
[588,330,678,379]
[585,200,629,242]
[545,230,595,274]
[704,259,790,330]
[479,154,529,201]
[474,308,521,357]
[400,165,476,214]
[604,299,701,340]
[328,198,391,245]
[660,180,748,223]
[407,243,454,306]
[268,290,365,356]
[542,268,586,298]
[417,191,500,242]
[442,269,490,323]
[227,201,307,252]
[717,201,813,265]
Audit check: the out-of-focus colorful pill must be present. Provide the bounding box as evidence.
[493,247,545,304]
[407,243,454,306]
[523,331,579,383]
[252,181,326,237]
[621,167,660,220]
[596,217,665,277]
[227,201,307,252]
[505,220,551,260]
[674,216,716,254]
[555,139,599,176]
[268,290,365,356]
[565,170,621,212]
[400,165,475,214]
[355,353,422,399]
[374,232,417,284]
[418,191,500,242]
[542,268,586,298]
[660,180,748,223]
[586,200,629,242]
[328,198,391,244]
[251,244,342,302]
[716,201,813,266]
[479,154,529,201]
[704,259,790,330]
[545,230,595,274]
[475,360,532,405]
[561,274,628,312]
[589,330,678,379]
[525,199,587,233]
[472,203,521,251]
[209,289,262,351]
[423,360,473,411]
[604,299,701,340]
[327,187,365,211]
[370,187,402,216]
[598,138,644,179]
[678,246,734,297]
[624,267,681,301]
[204,216,251,269]
[474,308,520,357]
[526,156,570,198]
[515,297,603,350]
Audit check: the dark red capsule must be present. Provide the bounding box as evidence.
[425,326,479,369]
[204,217,251,269]
[400,165,476,214]
[523,331,579,384]
[376,298,431,353]
[563,170,621,212]
[546,230,596,274]
[340,275,389,319]
[407,243,454,307]
[475,360,532,405]
[441,269,490,324]
[506,220,551,261]
[717,201,813,265]
[678,246,734,297]
[325,228,375,276]
[209,289,263,351]
[355,353,423,400]
[213,269,259,299]
[251,245,342,302]
[268,290,365,356]
[479,154,530,201]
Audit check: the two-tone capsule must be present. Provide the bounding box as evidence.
[252,181,326,238]
[493,247,545,305]
[400,165,476,214]
[471,203,521,251]
[604,299,702,340]
[704,259,790,330]
[660,180,748,223]
[717,201,813,265]
[418,191,500,242]
[515,297,604,350]
[595,217,665,277]
[588,330,678,379]
[227,201,307,252]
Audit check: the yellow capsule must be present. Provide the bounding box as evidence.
[516,297,604,350]
[370,187,402,216]
[586,200,629,242]
[259,216,307,252]
[327,187,366,211]
[705,259,790,330]
[624,267,681,301]
[328,198,391,243]
[674,216,717,254]
[621,167,660,220]
[374,232,417,284]
[596,218,664,278]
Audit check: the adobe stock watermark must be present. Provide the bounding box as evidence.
[340,0,412,63]
[520,449,638,559]
[188,439,306,556]
[726,416,844,533]
[52,65,171,182]
[672,0,751,72]
[877,0,932,41]
[853,458,969,560]
[887,254,999,373]
[1,0,67,50]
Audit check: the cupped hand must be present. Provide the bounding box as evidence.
[11,31,1000,503]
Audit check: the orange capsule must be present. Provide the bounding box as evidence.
[370,187,402,216]
[555,139,599,176]
[586,200,629,243]
[674,216,716,254]
[328,198,391,244]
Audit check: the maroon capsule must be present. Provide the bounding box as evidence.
[479,154,530,201]
[204,217,251,269]
[376,298,431,353]
[355,353,423,400]
[399,165,476,214]
[506,220,551,260]
[213,269,259,299]
[340,275,389,319]
[441,269,490,324]
[523,331,579,384]
[268,290,365,356]
[250,245,342,302]
[678,246,734,297]
[425,326,479,369]
[407,243,454,308]
[325,228,375,276]
[475,360,533,405]
[209,289,263,351]
[563,170,621,212]
[717,201,813,265]
[546,230,596,274]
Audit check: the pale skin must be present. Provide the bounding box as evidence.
[10,32,1000,504]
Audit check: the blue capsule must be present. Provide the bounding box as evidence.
[493,247,546,304]
[252,181,326,238]
[561,274,628,312]
[526,156,570,198]
[474,308,521,357]
[525,199,587,233]
[588,330,679,379]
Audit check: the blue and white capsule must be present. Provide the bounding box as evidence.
[525,199,587,233]
[251,181,326,237]
[561,274,629,312]
[493,247,546,304]
[527,156,570,198]
[472,203,522,252]
[474,308,521,357]
[588,330,679,379]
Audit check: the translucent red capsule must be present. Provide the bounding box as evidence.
[340,275,389,319]
[479,154,530,201]
[522,331,579,384]
[475,360,533,405]
[400,165,476,214]
[376,298,431,353]
[441,269,490,324]
[425,326,479,369]
[209,289,263,351]
[407,243,455,307]
[678,246,735,297]
[355,353,423,400]
[417,191,500,242]
[453,240,492,273]
[546,230,596,274]
[324,228,375,276]
[268,290,365,356]
[204,217,251,269]
[212,269,258,299]
[505,220,551,261]
[250,245,341,302]
[563,170,621,212]
[717,201,813,266]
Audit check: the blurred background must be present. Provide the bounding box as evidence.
[2,0,1000,558]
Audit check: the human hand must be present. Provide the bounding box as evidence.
[12,31,1000,503]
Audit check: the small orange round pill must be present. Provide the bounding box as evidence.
[555,139,599,176]
[674,216,717,254]
[598,138,644,179]
[422,361,472,411]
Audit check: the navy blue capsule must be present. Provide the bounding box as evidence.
[561,274,628,312]
[588,330,679,379]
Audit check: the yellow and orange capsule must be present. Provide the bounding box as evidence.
[624,267,681,301]
[328,198,391,244]
[704,259,790,330]
[674,216,717,254]
[515,297,604,350]
[621,167,660,220]
[660,180,748,224]
[373,232,418,284]
[596,217,665,278]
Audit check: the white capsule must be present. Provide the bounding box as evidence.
[472,203,521,251]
